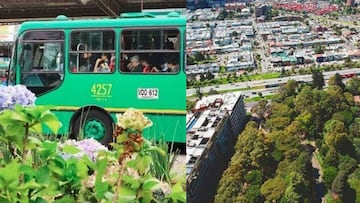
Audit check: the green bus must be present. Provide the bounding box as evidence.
[7,12,186,145]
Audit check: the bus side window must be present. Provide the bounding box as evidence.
[120,29,180,74]
[70,30,115,73]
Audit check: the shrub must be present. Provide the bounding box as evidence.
[0,86,186,202]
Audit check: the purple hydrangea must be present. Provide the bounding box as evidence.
[59,138,108,162]
[0,85,36,110]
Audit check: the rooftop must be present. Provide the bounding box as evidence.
[186,92,242,177]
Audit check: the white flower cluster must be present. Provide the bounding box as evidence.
[116,108,153,131]
[0,85,36,110]
[59,138,108,162]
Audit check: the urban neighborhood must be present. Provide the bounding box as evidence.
[186,0,360,203]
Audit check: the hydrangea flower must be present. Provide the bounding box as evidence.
[59,138,108,162]
[116,108,153,131]
[0,85,36,110]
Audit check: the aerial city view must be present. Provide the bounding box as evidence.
[0,1,188,203]
[186,0,360,202]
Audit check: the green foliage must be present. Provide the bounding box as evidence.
[194,52,205,62]
[348,168,360,203]
[266,116,291,131]
[260,177,286,202]
[244,170,263,185]
[328,73,345,91]
[215,121,273,203]
[244,184,262,203]
[217,71,360,202]
[277,79,298,99]
[332,110,354,126]
[323,166,338,189]
[331,170,347,199]
[251,99,270,121]
[186,99,196,111]
[0,105,62,168]
[346,77,360,95]
[311,69,325,90]
[0,106,185,203]
[349,118,360,137]
[149,139,179,184]
[324,147,339,168]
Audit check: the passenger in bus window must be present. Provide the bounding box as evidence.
[79,52,92,72]
[93,53,110,72]
[167,59,179,72]
[120,54,130,72]
[127,55,143,72]
[109,53,115,72]
[141,58,159,73]
[162,56,179,73]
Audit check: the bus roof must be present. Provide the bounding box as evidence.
[17,12,186,33]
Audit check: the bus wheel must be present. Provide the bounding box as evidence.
[72,110,113,146]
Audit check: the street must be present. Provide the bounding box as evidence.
[187,68,360,96]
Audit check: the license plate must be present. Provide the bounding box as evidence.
[137,88,159,99]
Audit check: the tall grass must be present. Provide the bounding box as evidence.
[150,138,181,184]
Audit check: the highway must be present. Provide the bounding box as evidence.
[186,68,360,96]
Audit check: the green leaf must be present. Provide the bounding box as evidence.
[95,181,109,200]
[53,194,76,203]
[122,175,141,190]
[76,159,89,178]
[19,165,35,182]
[140,189,154,203]
[117,186,137,202]
[167,182,186,202]
[127,155,152,176]
[0,160,21,185]
[143,146,167,157]
[0,196,12,203]
[63,162,77,180]
[7,108,31,123]
[35,166,50,185]
[41,113,62,134]
[26,136,42,150]
[116,133,128,144]
[80,155,96,170]
[42,141,58,151]
[143,177,159,191]
[61,145,80,155]
[48,156,66,176]
[0,124,5,136]
[6,123,25,138]
[38,141,57,159]
[33,197,48,203]
[130,140,141,151]
[137,155,152,175]
[20,165,35,175]
[18,179,42,190]
[95,158,108,199]
[104,191,114,200]
[30,123,42,135]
